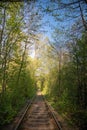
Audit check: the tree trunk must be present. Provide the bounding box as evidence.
[16,43,27,85]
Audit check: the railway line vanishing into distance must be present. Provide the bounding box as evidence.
[14,91,62,130]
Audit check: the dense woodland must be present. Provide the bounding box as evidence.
[0,1,87,130]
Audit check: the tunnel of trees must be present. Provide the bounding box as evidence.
[0,0,87,130]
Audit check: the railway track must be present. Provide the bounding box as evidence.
[14,91,62,130]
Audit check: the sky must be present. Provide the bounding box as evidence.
[35,0,87,44]
[34,0,73,44]
[25,0,87,57]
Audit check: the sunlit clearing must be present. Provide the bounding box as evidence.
[30,51,35,58]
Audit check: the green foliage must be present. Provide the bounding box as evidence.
[0,2,37,126]
[0,55,36,125]
[0,92,16,125]
[43,32,87,129]
[71,110,87,129]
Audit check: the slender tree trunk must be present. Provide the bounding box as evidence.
[57,47,62,96]
[75,56,82,107]
[2,52,7,94]
[16,43,27,85]
[79,1,87,31]
[0,7,6,57]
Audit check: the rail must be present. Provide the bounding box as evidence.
[13,96,35,130]
[13,93,62,130]
[43,95,62,130]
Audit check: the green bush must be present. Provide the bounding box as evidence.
[0,93,16,125]
[71,110,87,129]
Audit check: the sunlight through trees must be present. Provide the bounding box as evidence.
[0,1,87,130]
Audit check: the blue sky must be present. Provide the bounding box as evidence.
[24,0,87,47]
[35,0,87,44]
[35,0,74,43]
[27,0,87,58]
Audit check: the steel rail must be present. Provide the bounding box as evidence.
[43,95,62,130]
[13,96,35,130]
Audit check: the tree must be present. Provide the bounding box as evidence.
[0,1,41,125]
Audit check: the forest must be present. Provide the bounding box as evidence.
[0,0,87,130]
